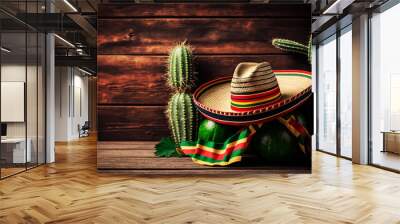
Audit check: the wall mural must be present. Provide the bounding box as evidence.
[97,3,312,173]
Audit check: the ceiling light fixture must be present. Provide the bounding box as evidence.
[1,47,11,53]
[76,48,85,55]
[78,67,93,76]
[323,0,354,15]
[54,34,75,48]
[63,0,78,12]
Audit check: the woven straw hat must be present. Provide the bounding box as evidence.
[193,62,312,126]
[231,62,281,111]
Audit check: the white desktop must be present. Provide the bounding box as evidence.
[1,138,32,163]
[1,124,32,164]
[0,82,31,164]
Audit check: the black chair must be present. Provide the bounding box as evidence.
[79,121,90,138]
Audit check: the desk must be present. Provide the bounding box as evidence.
[382,131,400,154]
[1,138,31,163]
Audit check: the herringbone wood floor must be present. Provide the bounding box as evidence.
[1,136,400,224]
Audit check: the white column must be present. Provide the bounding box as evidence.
[45,0,56,163]
[352,14,369,164]
[46,32,55,163]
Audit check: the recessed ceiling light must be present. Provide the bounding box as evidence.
[1,47,11,53]
[78,67,93,76]
[322,0,354,15]
[54,34,75,48]
[63,0,78,12]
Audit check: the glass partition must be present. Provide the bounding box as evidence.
[317,35,337,154]
[0,12,28,177]
[339,26,352,158]
[0,1,46,179]
[370,3,400,171]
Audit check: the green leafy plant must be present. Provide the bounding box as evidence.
[272,36,312,64]
[155,137,182,157]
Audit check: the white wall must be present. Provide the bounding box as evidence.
[72,73,89,138]
[55,66,70,141]
[1,64,42,138]
[55,67,89,141]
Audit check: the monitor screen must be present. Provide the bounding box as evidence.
[1,123,7,137]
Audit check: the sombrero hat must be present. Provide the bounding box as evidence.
[193,62,312,126]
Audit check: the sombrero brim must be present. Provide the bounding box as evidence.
[193,70,312,126]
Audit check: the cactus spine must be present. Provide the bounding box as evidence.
[272,36,312,64]
[166,42,199,152]
[167,42,194,91]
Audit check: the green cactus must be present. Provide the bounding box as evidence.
[167,92,199,151]
[272,36,312,64]
[155,42,199,157]
[167,42,194,91]
[272,38,308,55]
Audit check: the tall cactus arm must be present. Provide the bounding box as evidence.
[166,92,199,148]
[167,42,194,91]
[307,36,312,64]
[272,38,308,56]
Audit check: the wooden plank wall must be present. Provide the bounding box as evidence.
[97,3,311,141]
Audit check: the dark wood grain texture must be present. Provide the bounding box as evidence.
[97,3,311,141]
[98,156,308,171]
[97,106,170,141]
[97,141,310,172]
[98,3,310,18]
[97,55,171,105]
[98,55,310,105]
[98,18,310,55]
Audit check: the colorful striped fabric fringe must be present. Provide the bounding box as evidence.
[180,115,310,166]
[180,126,257,166]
